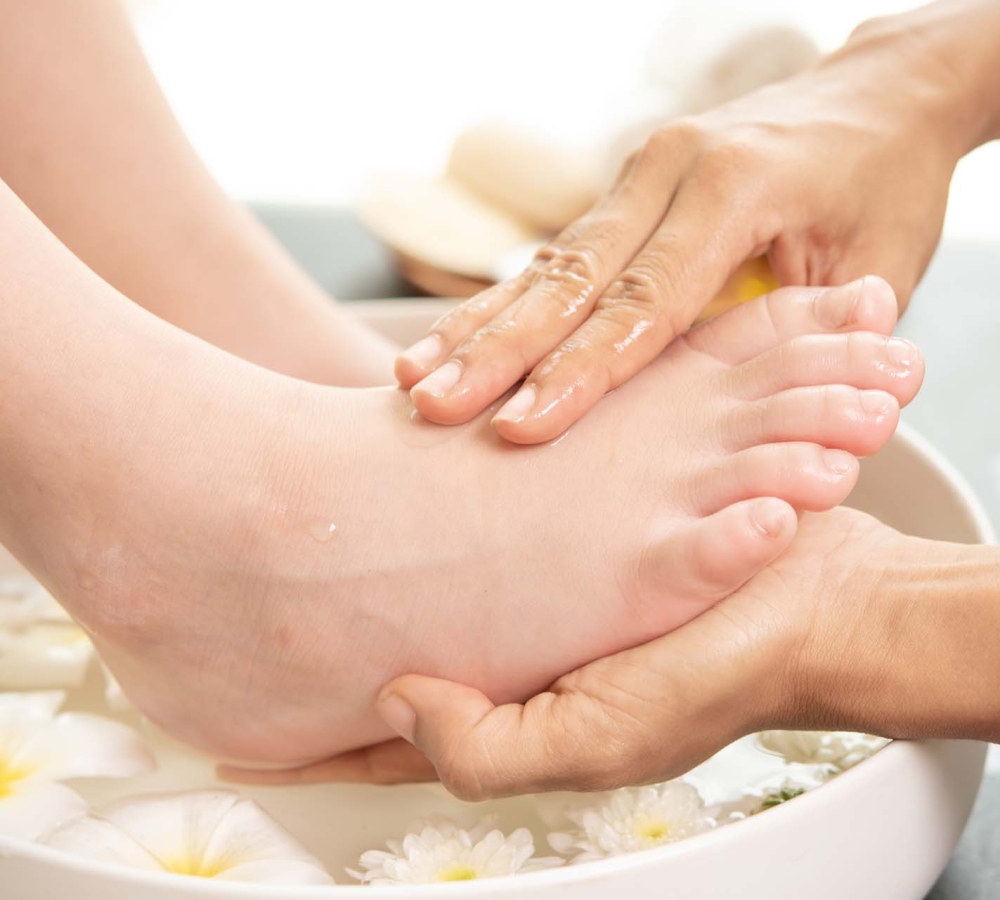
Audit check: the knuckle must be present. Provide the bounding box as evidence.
[602,264,666,312]
[642,118,704,162]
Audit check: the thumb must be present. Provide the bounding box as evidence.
[376,668,663,800]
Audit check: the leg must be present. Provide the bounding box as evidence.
[0,0,395,385]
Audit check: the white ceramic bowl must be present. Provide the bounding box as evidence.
[1,301,992,899]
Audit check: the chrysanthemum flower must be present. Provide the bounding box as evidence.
[350,816,562,884]
[756,731,889,770]
[548,781,714,863]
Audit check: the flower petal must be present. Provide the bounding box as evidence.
[0,690,65,721]
[0,777,87,841]
[0,624,94,689]
[68,791,332,884]
[43,813,165,871]
[215,859,334,885]
[12,712,154,781]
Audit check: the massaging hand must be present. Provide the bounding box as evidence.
[395,4,991,444]
[250,507,1000,797]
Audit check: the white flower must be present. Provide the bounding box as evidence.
[548,781,714,863]
[0,577,93,690]
[43,789,333,884]
[756,731,889,771]
[712,780,810,824]
[350,816,562,884]
[0,691,154,840]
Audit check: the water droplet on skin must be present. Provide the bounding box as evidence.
[306,520,338,543]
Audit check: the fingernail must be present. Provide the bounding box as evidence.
[823,449,855,475]
[861,390,893,418]
[493,385,537,425]
[412,361,462,398]
[401,334,442,370]
[886,337,917,368]
[814,279,864,329]
[751,499,791,538]
[378,693,416,744]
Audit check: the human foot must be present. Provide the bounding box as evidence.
[46,278,917,770]
[288,505,989,797]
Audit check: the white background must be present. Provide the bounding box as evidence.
[126,0,999,240]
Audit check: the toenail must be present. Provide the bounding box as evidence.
[751,498,791,538]
[886,337,917,368]
[814,279,864,329]
[823,448,855,475]
[401,334,443,370]
[860,390,893,418]
[493,384,537,425]
[413,361,462,398]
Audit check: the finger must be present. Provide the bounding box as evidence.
[408,134,700,425]
[731,332,924,404]
[375,674,653,798]
[685,276,900,366]
[491,166,765,444]
[395,276,528,388]
[727,386,899,457]
[217,738,437,786]
[693,442,859,515]
[638,498,797,635]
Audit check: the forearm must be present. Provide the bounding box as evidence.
[837,0,1000,156]
[800,535,1000,742]
[0,0,395,386]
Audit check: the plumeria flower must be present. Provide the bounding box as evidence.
[0,577,93,690]
[43,789,334,885]
[548,781,714,864]
[0,690,154,841]
[350,816,562,884]
[756,731,889,771]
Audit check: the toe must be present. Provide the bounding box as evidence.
[639,498,797,633]
[725,386,900,456]
[685,276,899,365]
[730,332,924,405]
[693,442,860,514]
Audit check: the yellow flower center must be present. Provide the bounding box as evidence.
[634,816,672,843]
[0,755,35,798]
[165,856,230,879]
[437,864,479,882]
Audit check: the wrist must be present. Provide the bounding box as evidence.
[835,0,1000,157]
[794,535,1000,741]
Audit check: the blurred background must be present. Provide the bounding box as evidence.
[120,0,1000,544]
[126,0,998,243]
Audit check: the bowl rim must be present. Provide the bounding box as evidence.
[1,422,993,896]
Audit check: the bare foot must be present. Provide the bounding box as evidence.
[36,278,917,768]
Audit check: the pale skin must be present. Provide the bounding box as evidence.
[0,0,396,387]
[270,0,1000,795]
[397,0,1000,443]
[0,169,916,765]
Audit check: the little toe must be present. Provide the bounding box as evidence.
[639,498,797,634]
[694,442,859,514]
[727,386,900,457]
[731,332,924,405]
[686,276,899,365]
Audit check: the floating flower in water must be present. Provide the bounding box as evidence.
[712,780,811,824]
[0,577,93,690]
[350,816,562,884]
[43,789,333,884]
[548,781,714,863]
[0,691,154,840]
[756,731,889,771]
